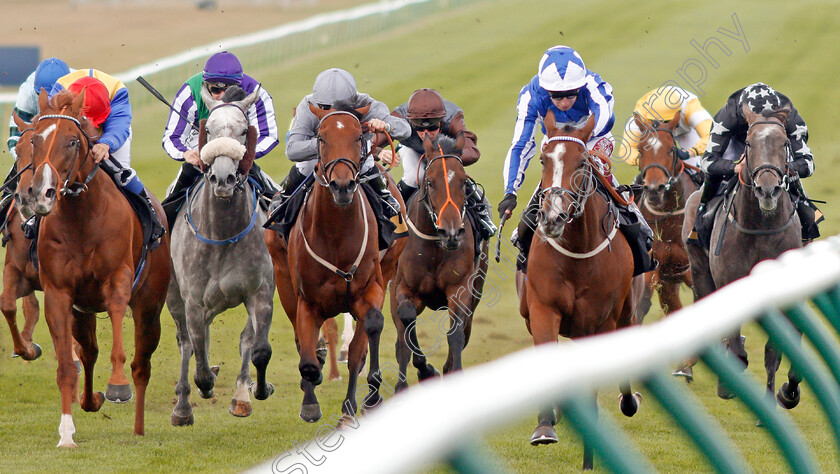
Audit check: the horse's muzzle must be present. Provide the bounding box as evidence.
[437,226,465,250]
[755,184,784,212]
[329,180,357,206]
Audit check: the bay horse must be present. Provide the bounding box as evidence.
[14,89,171,447]
[167,86,275,426]
[518,111,644,470]
[632,111,699,379]
[390,133,487,389]
[264,101,406,425]
[2,116,44,361]
[683,104,802,408]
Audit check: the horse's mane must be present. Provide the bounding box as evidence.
[221,85,247,103]
[332,99,364,120]
[760,109,788,122]
[436,135,460,156]
[47,91,76,114]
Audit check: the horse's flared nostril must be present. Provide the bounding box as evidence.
[45,188,56,200]
[226,175,236,186]
[457,227,466,238]
[329,181,340,193]
[209,175,217,185]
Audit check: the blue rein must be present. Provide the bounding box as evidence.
[185,176,260,245]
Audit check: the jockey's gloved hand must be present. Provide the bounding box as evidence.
[674,147,690,161]
[707,159,736,177]
[497,193,517,219]
[790,158,811,178]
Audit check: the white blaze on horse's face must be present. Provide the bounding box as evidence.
[543,143,568,226]
[644,134,663,155]
[30,164,58,216]
[39,124,57,142]
[447,169,455,184]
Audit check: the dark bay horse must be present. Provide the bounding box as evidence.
[14,90,171,447]
[683,104,802,407]
[518,112,644,470]
[264,102,406,425]
[2,116,43,361]
[167,86,275,426]
[633,111,699,379]
[391,133,487,389]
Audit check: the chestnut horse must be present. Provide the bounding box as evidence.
[390,133,487,389]
[2,118,43,361]
[517,112,644,470]
[14,90,171,447]
[683,104,802,407]
[632,111,699,379]
[265,102,406,424]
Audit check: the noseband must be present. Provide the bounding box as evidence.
[314,111,367,189]
[742,119,791,191]
[418,153,466,229]
[34,113,97,197]
[637,126,685,193]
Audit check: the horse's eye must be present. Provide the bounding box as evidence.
[68,138,77,148]
[426,180,433,189]
[240,129,247,136]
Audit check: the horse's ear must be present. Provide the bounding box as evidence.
[666,110,682,130]
[12,110,29,130]
[632,112,649,133]
[772,105,791,124]
[454,130,465,153]
[38,89,50,113]
[238,126,257,175]
[201,85,220,111]
[198,119,208,151]
[355,104,371,117]
[544,108,557,136]
[71,88,86,117]
[422,132,435,155]
[576,114,597,142]
[236,87,259,113]
[308,101,328,120]
[740,102,760,125]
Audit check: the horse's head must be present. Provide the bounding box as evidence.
[309,100,371,206]
[199,85,258,197]
[419,132,468,250]
[742,104,791,212]
[537,110,597,239]
[634,111,682,206]
[11,111,38,218]
[16,89,96,217]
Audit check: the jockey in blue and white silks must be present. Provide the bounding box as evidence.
[501,45,616,198]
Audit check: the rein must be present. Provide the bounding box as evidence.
[637,126,690,216]
[184,176,260,245]
[406,151,466,241]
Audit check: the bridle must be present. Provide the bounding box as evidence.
[409,152,466,239]
[313,111,368,191]
[741,119,791,192]
[637,126,686,193]
[33,112,98,197]
[538,136,597,224]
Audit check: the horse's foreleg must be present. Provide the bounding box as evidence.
[43,288,78,447]
[635,271,655,323]
[249,285,275,401]
[104,287,132,404]
[20,292,40,348]
[129,302,162,436]
[717,327,748,399]
[442,285,472,374]
[186,304,216,399]
[168,288,195,426]
[777,333,803,410]
[354,282,386,413]
[70,309,104,413]
[340,313,354,362]
[297,301,324,423]
[527,298,562,447]
[340,317,369,425]
[322,318,341,381]
[1,275,42,360]
[618,382,642,417]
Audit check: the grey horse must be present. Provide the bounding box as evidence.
[683,104,802,407]
[168,86,275,425]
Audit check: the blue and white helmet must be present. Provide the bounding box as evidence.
[538,45,587,92]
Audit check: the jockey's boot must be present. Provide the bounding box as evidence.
[396,180,417,204]
[269,165,307,214]
[0,163,20,230]
[618,200,657,275]
[696,174,723,219]
[465,180,497,241]
[790,178,823,243]
[139,188,165,250]
[366,170,399,219]
[511,191,540,272]
[162,162,203,231]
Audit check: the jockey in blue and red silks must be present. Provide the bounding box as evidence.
[161,51,280,229]
[497,45,655,274]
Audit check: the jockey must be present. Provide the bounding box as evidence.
[619,85,713,170]
[497,45,655,273]
[273,67,410,219]
[377,88,496,241]
[51,72,164,248]
[693,82,821,244]
[1,58,73,225]
[161,51,280,228]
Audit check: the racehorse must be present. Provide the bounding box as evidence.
[2,117,44,361]
[632,112,699,379]
[264,101,406,425]
[517,111,644,470]
[683,104,802,408]
[167,86,275,426]
[14,89,171,447]
[390,133,487,389]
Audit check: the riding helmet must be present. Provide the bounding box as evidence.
[406,88,446,126]
[203,51,244,85]
[311,68,357,107]
[69,76,111,127]
[34,57,70,95]
[538,45,587,92]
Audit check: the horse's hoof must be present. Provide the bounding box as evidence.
[672,366,694,383]
[106,383,133,403]
[619,392,642,417]
[300,403,322,423]
[25,343,43,361]
[395,380,409,392]
[417,364,440,381]
[717,380,736,400]
[336,414,358,430]
[777,383,801,409]
[338,349,348,363]
[230,399,252,417]
[57,439,78,448]
[360,394,383,414]
[199,388,214,399]
[530,425,558,445]
[252,382,275,401]
[171,410,195,426]
[82,391,106,412]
